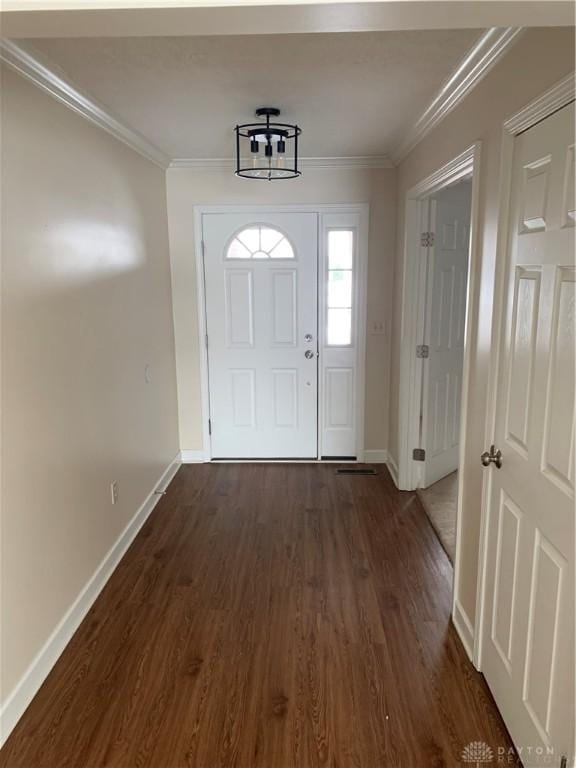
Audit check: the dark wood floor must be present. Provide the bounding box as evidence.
[1,463,513,767]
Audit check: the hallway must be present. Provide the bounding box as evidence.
[417,471,459,563]
[1,463,514,767]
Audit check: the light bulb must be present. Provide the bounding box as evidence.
[276,137,286,174]
[249,136,260,175]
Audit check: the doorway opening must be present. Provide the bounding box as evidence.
[415,177,473,562]
[397,144,481,657]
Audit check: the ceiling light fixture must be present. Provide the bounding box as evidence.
[235,107,301,180]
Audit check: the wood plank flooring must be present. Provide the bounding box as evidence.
[0,463,514,767]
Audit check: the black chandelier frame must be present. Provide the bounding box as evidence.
[235,107,301,180]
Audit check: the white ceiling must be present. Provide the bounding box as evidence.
[25,29,480,158]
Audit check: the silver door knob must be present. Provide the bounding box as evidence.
[304,350,314,359]
[304,334,313,342]
[481,444,503,468]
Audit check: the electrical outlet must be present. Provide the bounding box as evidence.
[110,481,119,505]
[370,320,385,335]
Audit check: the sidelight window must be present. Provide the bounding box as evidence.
[326,230,354,345]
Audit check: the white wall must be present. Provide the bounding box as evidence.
[167,165,396,455]
[0,67,180,710]
[389,27,574,631]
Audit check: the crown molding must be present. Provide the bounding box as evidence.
[303,156,393,169]
[408,143,478,199]
[0,40,391,172]
[504,71,575,135]
[1,28,530,173]
[169,155,394,170]
[390,26,524,164]
[0,39,170,169]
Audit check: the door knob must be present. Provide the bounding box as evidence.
[481,444,503,468]
[305,350,315,359]
[304,334,313,342]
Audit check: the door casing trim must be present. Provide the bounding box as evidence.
[193,203,369,462]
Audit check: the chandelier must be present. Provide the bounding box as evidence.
[235,107,301,180]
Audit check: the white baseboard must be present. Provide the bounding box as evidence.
[0,454,181,747]
[385,453,400,487]
[180,449,209,463]
[362,449,389,463]
[452,598,475,663]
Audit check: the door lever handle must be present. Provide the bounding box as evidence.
[481,444,503,468]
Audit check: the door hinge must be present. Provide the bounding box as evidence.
[413,448,426,461]
[416,344,429,359]
[205,334,209,349]
[201,239,206,256]
[421,231,435,247]
[208,418,212,435]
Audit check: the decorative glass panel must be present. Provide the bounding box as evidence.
[270,239,295,259]
[261,228,284,252]
[226,226,295,260]
[237,228,260,252]
[328,270,352,308]
[327,229,354,346]
[227,239,251,259]
[327,308,352,346]
[328,230,354,269]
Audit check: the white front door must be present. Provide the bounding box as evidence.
[481,103,574,765]
[422,181,471,487]
[203,212,318,459]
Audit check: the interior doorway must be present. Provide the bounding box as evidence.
[397,144,481,658]
[416,178,473,561]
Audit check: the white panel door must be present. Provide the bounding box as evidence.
[422,182,471,487]
[481,103,574,766]
[203,212,318,458]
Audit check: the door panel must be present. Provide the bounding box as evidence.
[482,102,574,766]
[325,367,354,429]
[541,267,575,493]
[203,213,318,458]
[422,182,472,486]
[490,491,522,675]
[225,270,254,347]
[270,270,297,346]
[505,268,541,455]
[522,532,566,744]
